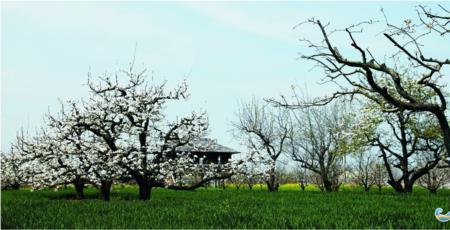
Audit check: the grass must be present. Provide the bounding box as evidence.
[1,184,449,229]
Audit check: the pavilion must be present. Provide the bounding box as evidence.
[176,138,240,164]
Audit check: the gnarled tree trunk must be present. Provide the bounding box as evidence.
[323,179,333,192]
[387,180,414,193]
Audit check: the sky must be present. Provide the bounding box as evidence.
[2,1,449,156]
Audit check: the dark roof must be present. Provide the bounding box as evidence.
[176,138,240,154]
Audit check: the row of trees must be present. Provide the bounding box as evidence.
[234,5,450,193]
[1,63,266,201]
[1,5,449,199]
[232,97,448,193]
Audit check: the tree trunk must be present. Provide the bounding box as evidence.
[222,180,226,189]
[266,174,279,192]
[388,180,406,193]
[331,181,340,192]
[323,179,333,192]
[300,182,306,191]
[429,188,437,194]
[73,177,85,199]
[435,111,450,159]
[11,183,20,190]
[137,180,152,201]
[404,182,413,193]
[377,185,382,193]
[267,182,279,192]
[100,180,113,201]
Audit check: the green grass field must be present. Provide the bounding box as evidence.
[1,184,449,229]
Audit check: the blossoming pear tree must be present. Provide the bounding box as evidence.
[1,147,26,190]
[76,63,242,200]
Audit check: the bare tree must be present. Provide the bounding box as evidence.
[232,99,292,192]
[350,151,377,192]
[268,5,450,157]
[237,155,266,190]
[294,165,311,191]
[369,111,444,193]
[288,102,352,192]
[417,153,449,194]
[373,162,387,192]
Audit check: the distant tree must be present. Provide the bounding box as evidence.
[309,174,326,192]
[350,151,377,192]
[417,156,449,194]
[236,152,267,190]
[294,165,311,191]
[373,162,387,192]
[233,99,292,192]
[276,166,297,184]
[228,175,243,190]
[1,149,26,190]
[288,101,354,192]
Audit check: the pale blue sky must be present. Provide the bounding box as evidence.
[2,1,449,154]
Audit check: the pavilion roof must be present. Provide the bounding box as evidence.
[176,138,240,154]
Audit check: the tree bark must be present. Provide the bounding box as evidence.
[73,177,85,199]
[435,111,450,159]
[100,180,113,201]
[267,182,279,192]
[404,182,414,193]
[137,180,152,201]
[323,179,333,192]
[266,174,279,192]
[388,180,409,193]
